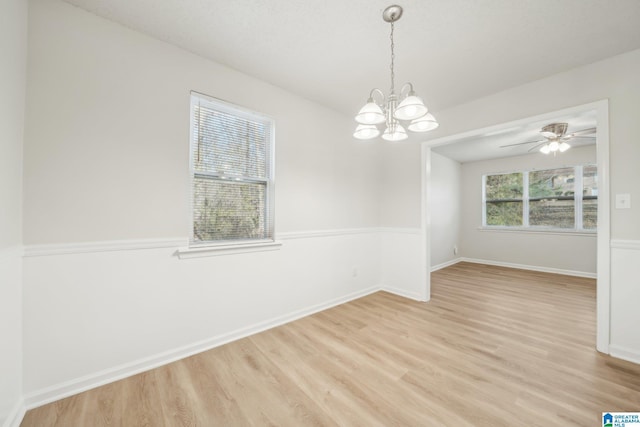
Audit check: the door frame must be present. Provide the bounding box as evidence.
[420,99,610,354]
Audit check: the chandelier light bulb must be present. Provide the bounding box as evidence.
[355,99,385,125]
[558,141,571,152]
[540,144,551,154]
[353,124,380,140]
[549,140,560,151]
[382,124,408,141]
[408,113,439,132]
[394,95,428,121]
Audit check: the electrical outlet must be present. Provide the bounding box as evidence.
[453,245,458,256]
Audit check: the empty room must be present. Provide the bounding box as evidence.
[2,0,640,426]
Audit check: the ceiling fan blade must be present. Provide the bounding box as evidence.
[527,142,547,152]
[500,139,545,148]
[566,127,596,137]
[565,135,596,140]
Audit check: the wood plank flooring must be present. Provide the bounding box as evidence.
[22,262,640,426]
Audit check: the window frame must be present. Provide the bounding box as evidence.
[188,91,276,250]
[482,164,597,233]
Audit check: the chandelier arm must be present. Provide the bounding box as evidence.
[369,88,386,105]
[399,82,415,98]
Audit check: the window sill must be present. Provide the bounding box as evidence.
[176,240,282,259]
[477,227,596,237]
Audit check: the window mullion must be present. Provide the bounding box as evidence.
[523,171,529,227]
[482,174,487,226]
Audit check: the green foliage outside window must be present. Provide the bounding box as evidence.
[486,201,523,226]
[529,168,574,228]
[485,173,523,226]
[485,173,523,200]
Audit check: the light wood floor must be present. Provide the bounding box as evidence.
[22,262,640,426]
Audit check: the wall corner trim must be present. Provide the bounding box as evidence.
[2,399,26,427]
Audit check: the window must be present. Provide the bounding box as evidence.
[528,167,574,228]
[190,92,274,246]
[483,164,596,232]
[582,165,598,230]
[484,172,523,226]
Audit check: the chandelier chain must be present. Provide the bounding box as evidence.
[389,21,395,95]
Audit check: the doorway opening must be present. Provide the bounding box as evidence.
[421,100,610,353]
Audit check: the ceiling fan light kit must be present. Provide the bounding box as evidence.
[353,5,439,141]
[538,122,569,155]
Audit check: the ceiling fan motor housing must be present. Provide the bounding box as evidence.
[541,122,568,138]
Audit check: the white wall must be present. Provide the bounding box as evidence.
[22,231,380,404]
[22,0,383,405]
[379,229,426,301]
[460,145,597,275]
[23,0,381,244]
[376,143,427,300]
[379,144,422,228]
[0,0,27,424]
[430,152,461,268]
[610,241,640,364]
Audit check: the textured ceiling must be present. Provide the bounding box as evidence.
[62,0,640,118]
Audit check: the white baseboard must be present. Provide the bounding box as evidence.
[23,285,380,409]
[431,258,462,272]
[381,285,426,302]
[609,345,640,365]
[460,257,596,279]
[2,399,25,427]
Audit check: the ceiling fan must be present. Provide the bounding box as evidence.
[500,122,596,154]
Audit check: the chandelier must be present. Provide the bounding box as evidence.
[354,5,438,141]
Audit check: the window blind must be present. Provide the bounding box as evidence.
[190,94,274,245]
